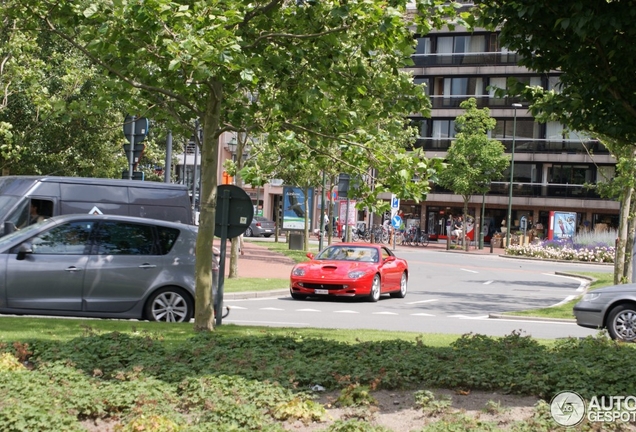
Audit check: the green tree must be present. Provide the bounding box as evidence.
[10,0,458,330]
[0,20,126,176]
[438,98,509,251]
[473,0,636,282]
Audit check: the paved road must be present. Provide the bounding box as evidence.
[225,247,611,339]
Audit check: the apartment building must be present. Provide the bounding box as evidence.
[401,24,619,240]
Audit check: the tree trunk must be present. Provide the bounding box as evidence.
[622,186,636,283]
[615,185,631,284]
[229,238,239,278]
[463,196,469,252]
[193,84,222,332]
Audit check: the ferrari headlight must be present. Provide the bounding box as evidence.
[348,270,367,279]
[582,292,601,302]
[292,267,306,276]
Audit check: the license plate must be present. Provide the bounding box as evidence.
[314,289,328,295]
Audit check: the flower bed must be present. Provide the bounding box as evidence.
[505,242,615,263]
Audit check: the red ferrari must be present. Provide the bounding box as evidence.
[289,243,408,301]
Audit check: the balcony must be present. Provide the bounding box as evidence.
[411,52,521,67]
[415,138,608,155]
[429,95,524,109]
[430,182,602,199]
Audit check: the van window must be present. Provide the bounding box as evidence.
[0,196,20,223]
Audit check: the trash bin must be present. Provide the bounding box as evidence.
[289,232,304,250]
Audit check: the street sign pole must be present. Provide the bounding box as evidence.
[128,116,136,180]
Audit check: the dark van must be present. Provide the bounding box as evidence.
[0,176,193,235]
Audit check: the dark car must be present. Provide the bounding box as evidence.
[0,214,204,322]
[574,283,636,341]
[244,216,276,238]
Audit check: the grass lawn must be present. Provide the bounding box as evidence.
[0,317,461,347]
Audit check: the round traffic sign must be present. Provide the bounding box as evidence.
[215,185,254,238]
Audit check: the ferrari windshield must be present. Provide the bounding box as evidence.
[316,246,379,263]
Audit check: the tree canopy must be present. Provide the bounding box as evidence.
[473,0,636,142]
[6,0,460,330]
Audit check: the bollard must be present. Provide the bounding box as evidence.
[490,240,494,254]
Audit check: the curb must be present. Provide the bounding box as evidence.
[499,254,613,265]
[488,313,576,323]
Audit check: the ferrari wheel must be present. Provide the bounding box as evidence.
[391,272,408,298]
[369,274,381,302]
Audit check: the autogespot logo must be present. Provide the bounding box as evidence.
[551,391,586,426]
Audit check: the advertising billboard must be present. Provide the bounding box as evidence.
[548,211,577,240]
[282,186,314,230]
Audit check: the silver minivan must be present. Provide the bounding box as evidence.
[0,214,201,322]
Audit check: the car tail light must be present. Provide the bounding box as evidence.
[256,222,261,227]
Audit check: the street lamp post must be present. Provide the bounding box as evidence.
[505,103,523,248]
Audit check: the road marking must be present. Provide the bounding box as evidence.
[228,305,247,310]
[296,309,321,312]
[407,299,439,305]
[333,310,359,314]
[483,280,493,285]
[461,268,478,273]
[411,313,435,316]
[372,312,399,315]
[260,307,284,311]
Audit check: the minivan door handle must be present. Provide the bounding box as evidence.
[139,263,157,269]
[65,266,82,272]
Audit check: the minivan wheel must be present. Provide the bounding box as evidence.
[244,227,253,237]
[607,304,636,342]
[145,287,193,323]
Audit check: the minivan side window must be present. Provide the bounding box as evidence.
[94,222,157,256]
[156,227,180,255]
[30,221,94,255]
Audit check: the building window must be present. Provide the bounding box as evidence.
[415,37,431,54]
[432,120,456,139]
[493,120,540,139]
[548,165,593,185]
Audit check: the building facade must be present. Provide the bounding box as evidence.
[401,24,619,241]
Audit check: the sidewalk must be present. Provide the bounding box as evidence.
[216,237,502,280]
[213,239,297,280]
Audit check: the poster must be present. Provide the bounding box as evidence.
[282,186,314,230]
[549,211,577,240]
[338,200,357,226]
